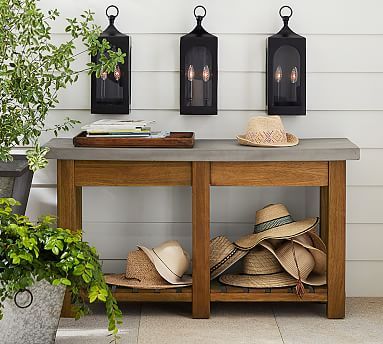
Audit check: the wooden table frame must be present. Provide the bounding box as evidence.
[57,159,346,319]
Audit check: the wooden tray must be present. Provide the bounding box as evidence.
[73,132,195,148]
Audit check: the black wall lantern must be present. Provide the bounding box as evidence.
[267,6,306,116]
[180,6,218,115]
[91,5,131,114]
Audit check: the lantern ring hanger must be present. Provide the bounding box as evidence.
[14,288,33,309]
[279,5,293,19]
[106,5,119,18]
[194,5,207,19]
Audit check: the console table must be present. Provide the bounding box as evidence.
[46,138,360,319]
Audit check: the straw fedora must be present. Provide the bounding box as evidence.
[105,249,189,289]
[235,204,319,250]
[138,240,192,285]
[210,236,248,280]
[237,115,299,147]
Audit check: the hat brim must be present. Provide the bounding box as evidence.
[138,246,192,285]
[260,240,326,286]
[236,133,299,147]
[104,273,185,289]
[235,217,319,250]
[211,248,248,280]
[219,272,297,288]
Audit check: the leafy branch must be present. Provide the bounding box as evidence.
[0,1,125,170]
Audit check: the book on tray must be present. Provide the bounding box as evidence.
[81,120,169,139]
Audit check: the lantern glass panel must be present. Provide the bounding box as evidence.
[95,48,124,104]
[272,45,301,107]
[184,46,213,107]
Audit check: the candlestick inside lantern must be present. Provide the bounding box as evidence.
[290,67,298,103]
[274,65,282,101]
[202,65,210,106]
[187,65,195,105]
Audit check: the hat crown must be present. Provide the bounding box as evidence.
[125,250,165,284]
[255,203,292,226]
[210,236,236,267]
[152,240,190,278]
[245,116,288,145]
[276,242,315,280]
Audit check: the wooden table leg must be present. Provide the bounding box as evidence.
[326,161,346,319]
[192,162,210,318]
[57,160,82,318]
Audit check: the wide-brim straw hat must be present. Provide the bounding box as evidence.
[237,115,299,147]
[219,245,297,288]
[210,236,248,280]
[243,246,283,275]
[259,232,326,286]
[105,249,189,289]
[138,240,192,285]
[235,204,319,250]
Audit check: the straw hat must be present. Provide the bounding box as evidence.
[259,235,326,286]
[138,240,192,285]
[105,249,189,289]
[243,246,283,275]
[237,116,299,147]
[210,236,248,280]
[220,231,327,288]
[235,204,319,250]
[219,245,297,288]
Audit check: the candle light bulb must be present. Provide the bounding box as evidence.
[187,65,195,81]
[202,65,210,82]
[100,70,108,81]
[114,65,121,81]
[290,67,298,84]
[275,65,282,83]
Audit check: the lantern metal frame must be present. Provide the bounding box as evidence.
[91,5,131,114]
[180,6,218,115]
[267,6,306,116]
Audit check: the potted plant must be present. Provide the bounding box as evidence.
[0,198,122,343]
[0,0,125,211]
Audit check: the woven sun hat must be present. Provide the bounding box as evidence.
[236,115,299,147]
[138,240,192,285]
[259,239,326,286]
[234,203,319,250]
[210,236,248,280]
[219,245,297,288]
[104,249,187,289]
[243,246,283,275]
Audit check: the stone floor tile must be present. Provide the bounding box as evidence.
[58,303,141,330]
[273,298,383,344]
[138,302,283,344]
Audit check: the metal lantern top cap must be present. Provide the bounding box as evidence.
[101,5,125,37]
[274,5,301,38]
[190,5,210,36]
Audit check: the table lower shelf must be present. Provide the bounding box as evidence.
[111,281,327,303]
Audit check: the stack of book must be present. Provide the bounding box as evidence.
[81,119,168,138]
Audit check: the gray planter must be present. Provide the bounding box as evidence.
[0,280,66,344]
[0,156,33,215]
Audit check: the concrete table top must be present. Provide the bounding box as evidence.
[45,138,360,162]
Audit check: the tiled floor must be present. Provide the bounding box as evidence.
[56,298,383,344]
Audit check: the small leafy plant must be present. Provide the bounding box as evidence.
[0,198,122,342]
[0,0,125,171]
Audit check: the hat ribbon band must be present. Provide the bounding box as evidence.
[211,248,238,273]
[254,215,294,234]
[152,249,183,279]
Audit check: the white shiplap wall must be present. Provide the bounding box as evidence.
[26,0,383,296]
